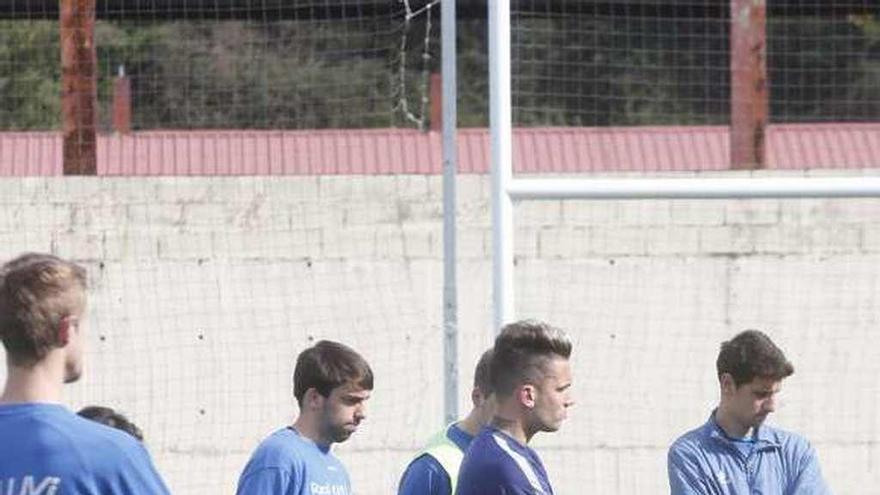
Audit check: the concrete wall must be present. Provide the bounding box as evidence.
[0,175,878,494]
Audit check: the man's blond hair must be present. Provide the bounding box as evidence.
[0,253,87,366]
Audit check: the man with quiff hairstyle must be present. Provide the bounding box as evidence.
[456,320,574,495]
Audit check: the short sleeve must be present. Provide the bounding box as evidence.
[92,438,172,495]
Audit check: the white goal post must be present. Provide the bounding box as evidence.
[487,0,880,330]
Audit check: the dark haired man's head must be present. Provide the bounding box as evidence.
[470,348,495,426]
[78,406,144,441]
[717,330,794,433]
[717,329,794,386]
[293,340,373,445]
[473,348,493,399]
[293,340,373,404]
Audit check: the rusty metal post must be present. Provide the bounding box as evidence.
[60,0,97,174]
[430,72,442,132]
[112,66,132,134]
[730,0,768,170]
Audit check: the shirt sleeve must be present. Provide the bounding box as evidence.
[787,442,832,495]
[130,445,172,495]
[398,454,452,495]
[667,445,709,495]
[96,441,172,495]
[236,467,292,495]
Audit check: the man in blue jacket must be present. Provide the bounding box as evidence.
[668,329,831,495]
[0,253,170,495]
[397,349,494,495]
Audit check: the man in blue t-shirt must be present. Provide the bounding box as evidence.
[397,349,495,495]
[667,329,831,494]
[0,253,170,495]
[456,320,574,495]
[236,340,374,495]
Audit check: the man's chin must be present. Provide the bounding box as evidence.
[332,426,357,442]
[63,368,82,384]
[541,421,564,433]
[752,414,769,427]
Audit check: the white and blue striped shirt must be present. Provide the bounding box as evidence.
[456,426,553,495]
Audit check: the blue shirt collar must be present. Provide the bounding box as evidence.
[287,426,332,453]
[447,422,476,452]
[701,409,780,449]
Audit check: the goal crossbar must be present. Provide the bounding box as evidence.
[507,176,880,201]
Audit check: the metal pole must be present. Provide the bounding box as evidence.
[441,0,459,425]
[489,0,515,333]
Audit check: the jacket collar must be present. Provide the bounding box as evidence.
[701,409,780,449]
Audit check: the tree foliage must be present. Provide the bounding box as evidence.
[0,13,878,131]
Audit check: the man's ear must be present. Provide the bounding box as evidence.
[471,388,481,408]
[303,388,325,411]
[518,384,536,409]
[719,373,737,396]
[57,315,75,346]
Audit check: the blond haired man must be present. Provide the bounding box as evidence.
[0,253,169,494]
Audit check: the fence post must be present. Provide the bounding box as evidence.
[730,0,768,170]
[60,0,97,175]
[113,65,132,134]
[430,72,442,133]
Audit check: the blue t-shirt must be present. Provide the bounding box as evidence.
[236,427,352,495]
[397,423,474,495]
[456,426,554,495]
[0,403,170,495]
[668,411,831,495]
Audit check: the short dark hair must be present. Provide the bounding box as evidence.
[293,340,373,404]
[0,253,87,365]
[473,348,493,396]
[78,406,144,441]
[717,329,794,386]
[491,320,572,397]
